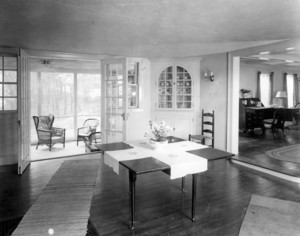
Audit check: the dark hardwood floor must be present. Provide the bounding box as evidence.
[1,154,300,235]
[235,124,300,177]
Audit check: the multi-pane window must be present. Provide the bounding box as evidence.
[127,62,139,108]
[259,73,271,107]
[0,56,17,111]
[30,71,101,141]
[286,74,294,108]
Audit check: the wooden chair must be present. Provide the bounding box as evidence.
[77,118,100,146]
[263,109,292,138]
[32,114,66,151]
[294,103,300,124]
[189,110,215,147]
[84,132,101,153]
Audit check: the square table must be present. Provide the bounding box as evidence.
[98,137,234,229]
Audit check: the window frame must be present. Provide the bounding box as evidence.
[0,56,18,112]
[30,70,101,141]
[127,62,140,109]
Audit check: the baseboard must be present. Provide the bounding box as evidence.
[231,159,300,183]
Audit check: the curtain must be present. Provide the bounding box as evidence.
[283,73,287,107]
[294,73,299,105]
[257,71,272,106]
[257,71,261,99]
[270,72,274,104]
[283,73,287,91]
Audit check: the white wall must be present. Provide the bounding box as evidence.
[150,58,201,140]
[240,63,300,105]
[149,54,230,150]
[200,53,229,150]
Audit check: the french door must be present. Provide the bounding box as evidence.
[18,49,31,174]
[101,58,128,143]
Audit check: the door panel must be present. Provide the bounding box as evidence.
[18,49,31,174]
[101,59,127,143]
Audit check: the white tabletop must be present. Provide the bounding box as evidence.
[104,140,208,179]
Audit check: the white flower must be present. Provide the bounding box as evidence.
[144,120,172,142]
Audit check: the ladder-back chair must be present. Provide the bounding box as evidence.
[189,110,215,148]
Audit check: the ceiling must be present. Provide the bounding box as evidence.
[1,0,300,65]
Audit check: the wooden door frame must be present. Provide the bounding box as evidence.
[18,50,105,171]
[226,53,240,154]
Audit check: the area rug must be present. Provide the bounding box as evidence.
[239,195,300,236]
[265,144,300,163]
[12,159,100,236]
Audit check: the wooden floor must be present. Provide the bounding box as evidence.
[236,124,300,177]
[1,154,300,235]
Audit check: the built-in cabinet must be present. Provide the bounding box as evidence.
[151,58,201,139]
[239,98,268,132]
[158,66,192,109]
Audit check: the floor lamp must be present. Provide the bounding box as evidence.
[275,91,287,108]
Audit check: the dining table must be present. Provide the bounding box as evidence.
[95,136,234,229]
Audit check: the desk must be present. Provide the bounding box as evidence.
[97,137,234,229]
[240,107,299,133]
[243,107,273,132]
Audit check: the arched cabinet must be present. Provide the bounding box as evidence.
[151,58,201,139]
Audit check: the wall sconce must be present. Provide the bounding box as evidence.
[204,71,215,81]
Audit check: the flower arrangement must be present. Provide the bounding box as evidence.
[144,120,172,142]
[240,89,251,94]
[240,89,252,98]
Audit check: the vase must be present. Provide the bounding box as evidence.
[149,139,168,149]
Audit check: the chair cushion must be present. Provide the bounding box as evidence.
[284,121,293,127]
[38,116,52,129]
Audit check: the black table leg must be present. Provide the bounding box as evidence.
[181,177,185,191]
[129,171,136,230]
[191,174,198,222]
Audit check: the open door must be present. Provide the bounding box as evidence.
[101,58,128,143]
[17,49,31,174]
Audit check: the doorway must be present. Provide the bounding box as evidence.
[229,50,300,177]
[29,57,101,161]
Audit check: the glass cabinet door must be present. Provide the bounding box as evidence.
[158,66,173,108]
[158,66,192,110]
[176,66,192,109]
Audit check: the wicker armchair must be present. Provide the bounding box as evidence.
[33,114,66,151]
[77,119,100,146]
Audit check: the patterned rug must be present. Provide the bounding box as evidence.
[239,195,300,236]
[265,144,300,163]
